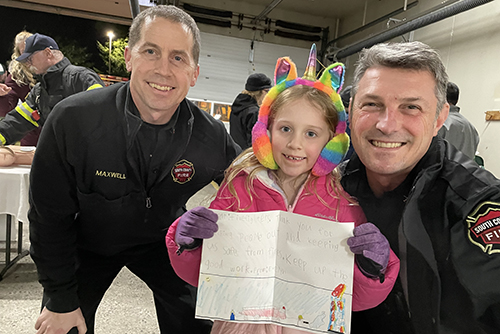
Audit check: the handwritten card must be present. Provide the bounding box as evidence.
[196,210,355,333]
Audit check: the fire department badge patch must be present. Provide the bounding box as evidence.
[171,159,195,184]
[467,201,500,254]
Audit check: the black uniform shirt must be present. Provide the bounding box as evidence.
[345,156,419,334]
[134,105,180,192]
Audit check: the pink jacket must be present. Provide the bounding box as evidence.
[166,169,399,333]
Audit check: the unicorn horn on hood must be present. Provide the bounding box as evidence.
[303,43,317,81]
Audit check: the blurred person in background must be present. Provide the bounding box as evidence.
[0,31,39,145]
[230,72,272,149]
[0,32,103,147]
[437,81,479,160]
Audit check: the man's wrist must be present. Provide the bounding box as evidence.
[44,290,80,313]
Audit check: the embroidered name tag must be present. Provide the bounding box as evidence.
[95,170,126,179]
[467,201,500,254]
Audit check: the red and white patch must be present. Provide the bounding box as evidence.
[467,201,500,254]
[171,159,195,184]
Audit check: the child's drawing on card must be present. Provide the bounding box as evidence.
[328,283,347,333]
[193,212,355,333]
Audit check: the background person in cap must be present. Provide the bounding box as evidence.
[0,32,103,146]
[0,31,39,145]
[229,72,272,149]
[0,32,35,117]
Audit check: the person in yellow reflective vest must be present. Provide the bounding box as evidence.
[0,33,103,146]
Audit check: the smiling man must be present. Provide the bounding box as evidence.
[28,6,240,334]
[340,42,500,333]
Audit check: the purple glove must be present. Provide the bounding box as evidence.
[347,223,390,282]
[175,206,218,255]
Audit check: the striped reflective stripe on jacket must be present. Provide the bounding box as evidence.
[15,102,40,127]
[87,84,103,91]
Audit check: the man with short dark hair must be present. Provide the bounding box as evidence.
[437,81,479,160]
[341,41,500,334]
[29,5,240,334]
[0,33,103,145]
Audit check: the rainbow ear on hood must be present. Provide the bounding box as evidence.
[274,57,297,85]
[319,63,345,93]
[252,44,350,176]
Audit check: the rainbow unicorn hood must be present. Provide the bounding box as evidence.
[251,44,349,176]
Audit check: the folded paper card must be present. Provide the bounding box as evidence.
[196,210,355,334]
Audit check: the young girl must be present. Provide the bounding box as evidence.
[166,45,399,333]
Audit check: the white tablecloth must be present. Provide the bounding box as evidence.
[0,166,31,225]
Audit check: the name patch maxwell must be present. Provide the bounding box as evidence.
[467,201,500,254]
[95,170,126,179]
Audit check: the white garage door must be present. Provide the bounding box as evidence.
[188,31,310,105]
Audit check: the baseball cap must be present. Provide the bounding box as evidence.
[245,73,272,92]
[16,33,59,62]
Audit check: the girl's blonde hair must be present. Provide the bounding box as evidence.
[9,31,36,88]
[221,85,351,210]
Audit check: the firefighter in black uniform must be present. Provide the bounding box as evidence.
[29,6,240,334]
[0,33,103,146]
[341,41,500,334]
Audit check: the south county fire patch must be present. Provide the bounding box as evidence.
[467,201,500,254]
[171,159,195,184]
